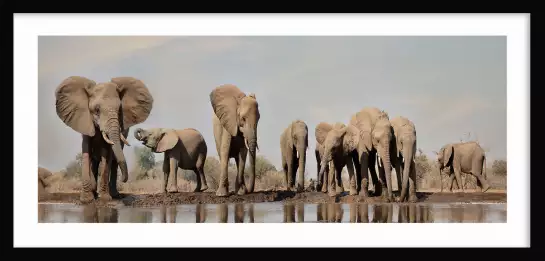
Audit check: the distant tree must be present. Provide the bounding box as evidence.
[133,146,156,180]
[492,160,507,176]
[246,155,277,179]
[64,153,83,178]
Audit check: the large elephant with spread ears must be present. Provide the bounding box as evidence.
[350,107,395,202]
[315,122,360,197]
[390,116,418,202]
[55,76,153,203]
[210,84,260,197]
[280,120,309,192]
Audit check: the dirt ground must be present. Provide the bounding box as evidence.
[39,189,507,207]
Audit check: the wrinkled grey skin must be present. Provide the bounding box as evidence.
[390,116,418,202]
[350,107,395,202]
[280,120,309,192]
[210,84,260,197]
[435,141,491,193]
[55,76,153,203]
[315,122,360,197]
[134,127,209,193]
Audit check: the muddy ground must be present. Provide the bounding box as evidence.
[39,190,506,207]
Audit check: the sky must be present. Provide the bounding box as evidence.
[38,36,506,179]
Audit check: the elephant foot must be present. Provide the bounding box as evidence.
[336,186,344,193]
[216,186,229,197]
[349,187,358,196]
[98,192,112,201]
[380,193,392,203]
[200,184,209,192]
[167,185,179,193]
[236,184,247,195]
[328,189,337,197]
[408,194,418,203]
[80,191,95,204]
[358,189,370,198]
[193,186,201,192]
[321,186,328,193]
[481,184,491,193]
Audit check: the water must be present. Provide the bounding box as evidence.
[38,202,506,223]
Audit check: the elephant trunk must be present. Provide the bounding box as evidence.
[399,139,414,201]
[380,140,392,198]
[297,144,306,189]
[246,132,257,193]
[105,119,128,183]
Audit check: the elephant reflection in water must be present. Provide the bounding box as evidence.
[82,204,119,223]
[216,203,255,223]
[316,203,343,222]
[397,204,433,223]
[447,206,485,223]
[159,205,178,223]
[283,203,305,223]
[350,204,392,223]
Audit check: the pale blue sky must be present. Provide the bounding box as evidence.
[38,36,506,179]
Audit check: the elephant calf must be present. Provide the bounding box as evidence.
[435,141,490,193]
[280,120,308,192]
[134,128,209,193]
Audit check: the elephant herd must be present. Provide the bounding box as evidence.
[53,76,491,204]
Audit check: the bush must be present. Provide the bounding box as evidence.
[492,160,507,176]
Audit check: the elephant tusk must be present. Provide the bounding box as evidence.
[102,131,115,145]
[244,139,250,150]
[120,133,131,146]
[378,155,382,168]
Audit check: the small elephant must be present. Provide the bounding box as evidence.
[280,120,309,192]
[210,84,260,196]
[390,116,418,202]
[435,141,491,193]
[55,76,154,203]
[134,128,209,193]
[315,122,360,197]
[350,107,395,202]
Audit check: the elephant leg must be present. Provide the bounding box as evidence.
[408,160,418,202]
[90,158,99,198]
[368,151,382,196]
[193,169,202,192]
[335,165,344,193]
[328,162,337,197]
[321,164,329,193]
[286,154,295,192]
[80,136,95,203]
[197,166,209,192]
[109,161,121,199]
[453,166,464,193]
[358,151,371,198]
[352,152,362,192]
[162,158,170,194]
[292,155,299,189]
[97,147,112,201]
[283,162,289,191]
[216,131,231,197]
[346,156,357,195]
[235,147,248,195]
[168,157,179,193]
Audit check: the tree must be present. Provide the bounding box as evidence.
[64,153,83,178]
[133,146,156,180]
[246,155,277,179]
[492,160,507,176]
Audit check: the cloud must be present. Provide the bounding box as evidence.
[38,36,177,75]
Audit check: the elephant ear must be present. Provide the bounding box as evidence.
[343,124,360,152]
[55,76,96,136]
[210,84,246,137]
[156,129,179,153]
[315,122,333,145]
[111,77,154,131]
[443,144,454,167]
